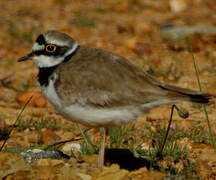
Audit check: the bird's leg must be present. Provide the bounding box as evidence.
[97,127,106,170]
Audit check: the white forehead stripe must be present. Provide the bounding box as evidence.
[65,42,78,56]
[33,42,45,51]
[46,39,72,47]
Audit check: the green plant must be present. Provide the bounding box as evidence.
[16,117,62,132]
[136,124,198,177]
[191,51,216,151]
[108,124,137,150]
[78,125,95,155]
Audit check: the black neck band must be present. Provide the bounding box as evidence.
[38,45,80,86]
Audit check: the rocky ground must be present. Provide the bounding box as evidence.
[1,0,216,179]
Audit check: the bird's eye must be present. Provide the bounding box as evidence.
[45,44,57,53]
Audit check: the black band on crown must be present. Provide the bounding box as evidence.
[36,35,46,45]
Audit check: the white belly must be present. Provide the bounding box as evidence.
[40,77,141,127]
[40,74,180,127]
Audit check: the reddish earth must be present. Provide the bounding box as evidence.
[1,0,216,179]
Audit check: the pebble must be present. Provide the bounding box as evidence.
[77,173,92,180]
[39,128,60,144]
[169,0,187,12]
[16,91,47,107]
[161,25,216,42]
[62,143,82,154]
[22,149,70,163]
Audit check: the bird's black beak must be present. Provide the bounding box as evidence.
[18,52,34,62]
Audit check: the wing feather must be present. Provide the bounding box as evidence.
[54,46,159,107]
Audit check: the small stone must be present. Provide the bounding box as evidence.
[30,149,43,153]
[169,0,187,12]
[77,173,92,180]
[39,128,60,144]
[62,143,81,154]
[34,95,47,107]
[99,164,128,180]
[22,149,70,163]
[124,38,137,50]
[16,91,47,107]
[161,25,216,42]
[37,158,51,166]
[38,168,52,179]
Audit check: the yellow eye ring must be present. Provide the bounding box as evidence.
[45,44,57,53]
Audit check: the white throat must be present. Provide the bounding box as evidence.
[32,42,78,68]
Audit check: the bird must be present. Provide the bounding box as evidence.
[18,30,214,170]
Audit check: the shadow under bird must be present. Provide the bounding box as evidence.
[18,30,214,170]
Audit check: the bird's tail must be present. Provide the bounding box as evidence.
[143,72,215,105]
[158,83,214,104]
